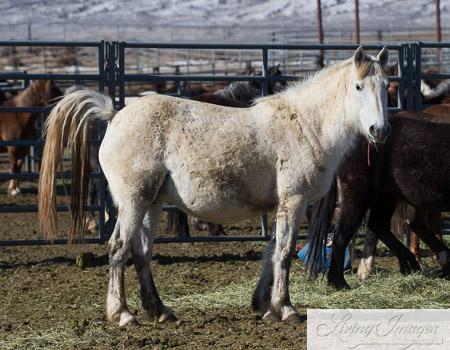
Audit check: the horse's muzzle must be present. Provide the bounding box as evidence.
[369,123,391,144]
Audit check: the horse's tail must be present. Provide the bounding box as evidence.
[38,89,115,243]
[305,176,338,274]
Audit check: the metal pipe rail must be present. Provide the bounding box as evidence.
[0,40,439,247]
[0,40,108,246]
[415,41,450,110]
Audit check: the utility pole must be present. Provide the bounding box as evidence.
[355,0,360,44]
[27,17,32,53]
[436,0,441,64]
[317,0,324,68]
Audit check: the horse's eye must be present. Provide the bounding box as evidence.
[355,84,363,91]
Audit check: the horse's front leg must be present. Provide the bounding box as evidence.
[357,228,379,280]
[252,196,305,323]
[7,146,21,195]
[132,205,177,323]
[328,200,369,290]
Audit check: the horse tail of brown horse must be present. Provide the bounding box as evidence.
[38,90,115,243]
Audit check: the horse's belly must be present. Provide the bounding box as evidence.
[160,170,276,224]
[177,199,270,224]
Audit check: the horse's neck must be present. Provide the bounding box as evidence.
[15,84,41,107]
[290,70,358,157]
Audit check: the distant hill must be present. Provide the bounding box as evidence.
[0,0,448,42]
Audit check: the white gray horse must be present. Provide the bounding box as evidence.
[38,47,390,326]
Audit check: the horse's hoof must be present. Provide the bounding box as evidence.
[118,313,139,327]
[158,312,178,323]
[357,258,374,280]
[8,188,22,196]
[433,255,445,269]
[437,266,450,279]
[142,307,177,323]
[329,279,350,290]
[262,310,281,322]
[400,260,421,275]
[86,223,99,234]
[283,313,302,324]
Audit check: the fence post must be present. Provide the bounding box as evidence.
[103,41,120,239]
[414,43,422,111]
[261,47,269,237]
[397,45,405,111]
[262,47,268,97]
[405,44,414,111]
[95,41,107,244]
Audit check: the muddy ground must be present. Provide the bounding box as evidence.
[0,176,448,350]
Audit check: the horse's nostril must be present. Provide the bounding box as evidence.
[369,125,376,137]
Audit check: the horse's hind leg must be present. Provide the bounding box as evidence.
[366,196,420,275]
[106,203,147,326]
[409,210,450,277]
[132,204,177,323]
[410,211,444,266]
[252,197,305,323]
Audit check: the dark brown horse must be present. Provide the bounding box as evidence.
[307,112,450,290]
[360,109,450,276]
[0,80,62,195]
[402,104,450,264]
[0,90,7,104]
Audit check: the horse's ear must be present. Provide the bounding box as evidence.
[377,46,389,67]
[353,46,365,66]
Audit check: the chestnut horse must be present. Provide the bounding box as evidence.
[0,79,62,195]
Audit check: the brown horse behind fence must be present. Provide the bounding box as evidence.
[0,79,62,195]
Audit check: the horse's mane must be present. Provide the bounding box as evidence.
[254,54,386,106]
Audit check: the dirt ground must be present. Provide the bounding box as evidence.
[1,176,449,350]
[0,178,310,350]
